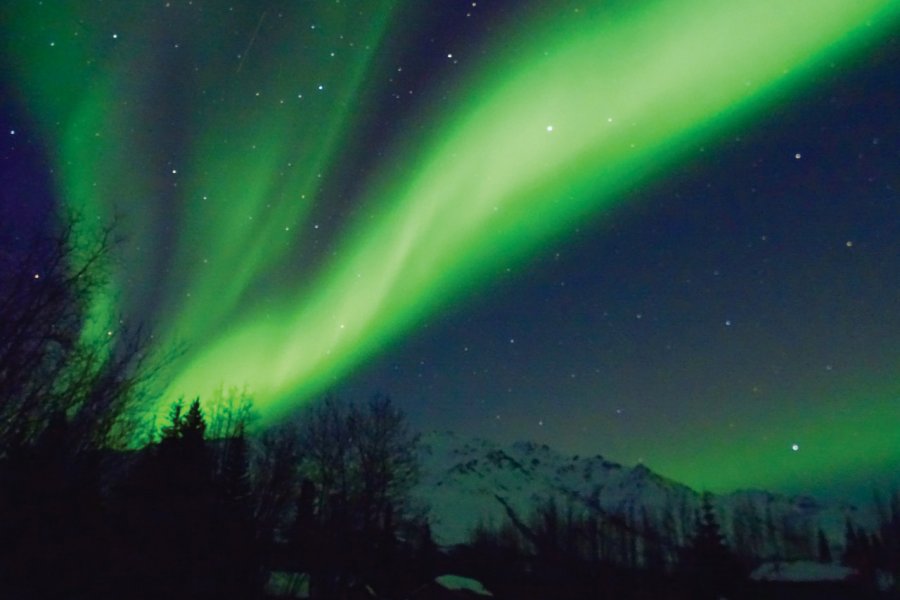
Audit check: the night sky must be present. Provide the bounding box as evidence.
[2,0,899,500]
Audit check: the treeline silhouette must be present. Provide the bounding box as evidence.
[1,215,899,599]
[460,488,900,599]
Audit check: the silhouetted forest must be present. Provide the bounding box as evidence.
[1,216,898,599]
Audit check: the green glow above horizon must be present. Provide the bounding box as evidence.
[3,0,899,479]
[644,376,900,495]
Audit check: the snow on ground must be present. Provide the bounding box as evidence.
[750,561,855,582]
[435,574,493,596]
[265,571,310,598]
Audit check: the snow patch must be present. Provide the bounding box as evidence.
[750,561,855,582]
[435,574,493,596]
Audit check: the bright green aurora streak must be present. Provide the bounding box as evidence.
[4,0,899,454]
[168,0,898,420]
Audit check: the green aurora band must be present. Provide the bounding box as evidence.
[162,0,899,420]
[4,0,899,489]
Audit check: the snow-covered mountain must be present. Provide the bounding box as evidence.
[414,431,870,556]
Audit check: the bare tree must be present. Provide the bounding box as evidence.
[292,393,420,596]
[252,419,303,542]
[297,394,419,530]
[0,212,163,597]
[0,212,157,453]
[298,395,356,524]
[350,393,420,533]
[204,385,256,478]
[206,385,256,440]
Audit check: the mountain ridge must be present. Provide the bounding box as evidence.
[414,430,870,559]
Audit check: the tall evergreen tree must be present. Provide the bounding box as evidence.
[681,493,744,599]
[843,518,861,567]
[875,490,900,585]
[160,399,184,440]
[764,501,783,560]
[817,528,833,563]
[641,507,667,572]
[220,423,251,507]
[216,422,261,597]
[182,398,207,447]
[114,398,221,599]
[731,498,764,566]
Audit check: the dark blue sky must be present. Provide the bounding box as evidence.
[1,0,898,500]
[333,14,900,498]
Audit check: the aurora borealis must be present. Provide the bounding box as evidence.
[2,0,899,498]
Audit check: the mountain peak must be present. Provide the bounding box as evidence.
[416,430,869,550]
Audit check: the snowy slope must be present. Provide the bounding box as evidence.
[414,431,870,555]
[750,560,855,582]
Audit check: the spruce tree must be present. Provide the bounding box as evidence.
[817,528,833,563]
[217,423,260,597]
[119,398,219,599]
[160,398,184,441]
[220,423,251,508]
[843,518,861,567]
[641,507,667,572]
[682,493,744,598]
[182,398,207,446]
